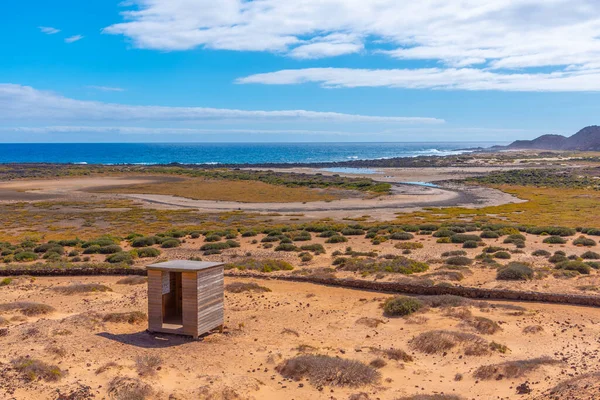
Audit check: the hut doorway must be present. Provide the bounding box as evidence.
[162,271,183,328]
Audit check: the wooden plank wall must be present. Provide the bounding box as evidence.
[147,270,163,332]
[182,272,199,336]
[196,267,224,336]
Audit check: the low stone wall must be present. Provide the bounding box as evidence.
[226,272,600,307]
[1,267,599,307]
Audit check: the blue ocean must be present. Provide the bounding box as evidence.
[0,142,501,164]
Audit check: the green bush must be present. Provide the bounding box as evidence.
[573,236,597,247]
[462,240,478,249]
[335,256,429,275]
[390,232,414,241]
[526,226,576,236]
[496,263,534,280]
[341,228,365,236]
[275,243,299,252]
[441,250,467,257]
[224,258,294,272]
[494,251,511,259]
[451,234,481,244]
[433,229,454,238]
[548,253,568,263]
[300,243,325,254]
[200,242,230,251]
[543,236,567,244]
[160,239,180,248]
[204,234,222,242]
[480,231,500,239]
[581,251,600,259]
[503,234,526,244]
[556,261,591,274]
[445,256,473,266]
[326,235,348,244]
[97,245,123,254]
[241,231,258,237]
[300,252,313,262]
[383,296,423,317]
[14,251,38,262]
[131,236,156,247]
[105,252,134,265]
[137,247,161,258]
[532,249,551,257]
[34,243,65,254]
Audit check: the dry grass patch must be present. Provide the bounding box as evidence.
[103,311,147,324]
[462,316,502,335]
[0,301,55,316]
[95,361,119,375]
[51,283,112,294]
[473,357,559,380]
[355,317,385,328]
[369,347,413,362]
[225,282,271,293]
[11,356,63,382]
[281,328,300,337]
[116,276,147,285]
[523,325,544,334]
[276,354,380,388]
[544,372,600,399]
[135,354,163,376]
[108,376,153,400]
[410,330,492,356]
[45,345,67,358]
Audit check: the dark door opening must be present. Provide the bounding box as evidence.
[162,271,183,327]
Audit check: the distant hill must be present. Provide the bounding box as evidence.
[500,126,600,151]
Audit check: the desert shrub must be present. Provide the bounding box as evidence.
[418,295,471,308]
[200,242,229,251]
[105,251,134,265]
[445,256,472,266]
[383,296,423,317]
[436,237,451,244]
[425,270,464,281]
[107,377,152,400]
[532,249,551,257]
[419,224,439,231]
[555,261,591,274]
[0,301,55,316]
[291,231,312,241]
[225,282,271,293]
[300,252,313,262]
[355,317,385,328]
[390,232,414,241]
[581,251,600,259]
[581,228,600,235]
[496,263,534,280]
[549,253,568,263]
[587,261,600,269]
[451,234,481,244]
[326,235,348,244]
[11,357,63,382]
[103,311,147,324]
[522,325,544,334]
[275,243,299,252]
[410,330,490,356]
[97,245,123,254]
[131,236,157,247]
[52,283,112,294]
[134,354,162,377]
[464,316,501,335]
[369,358,386,368]
[573,236,596,247]
[341,228,365,236]
[82,245,101,254]
[473,357,559,380]
[494,251,511,259]
[224,258,293,272]
[441,250,467,257]
[335,256,429,275]
[394,242,423,250]
[483,246,506,253]
[480,231,500,239]
[14,251,38,262]
[241,230,258,237]
[116,276,147,285]
[82,237,118,248]
[225,240,240,248]
[370,347,413,362]
[261,235,281,243]
[433,229,454,238]
[160,239,180,248]
[543,236,567,244]
[137,247,161,258]
[462,240,478,249]
[317,230,338,238]
[503,234,526,244]
[204,234,222,242]
[34,243,64,254]
[56,239,82,247]
[526,226,575,236]
[300,243,325,254]
[276,355,380,387]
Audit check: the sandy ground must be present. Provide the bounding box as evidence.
[0,276,598,400]
[0,174,524,221]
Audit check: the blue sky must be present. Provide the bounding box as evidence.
[1,0,600,143]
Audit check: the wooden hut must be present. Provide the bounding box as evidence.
[146,260,224,338]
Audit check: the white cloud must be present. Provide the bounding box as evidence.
[103,0,600,91]
[39,26,60,35]
[86,86,125,92]
[237,67,600,92]
[65,35,84,43]
[0,83,443,124]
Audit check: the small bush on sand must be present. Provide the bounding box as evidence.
[462,240,478,249]
[300,243,326,254]
[383,296,423,317]
[224,258,293,272]
[137,247,161,258]
[0,302,55,316]
[543,236,567,244]
[108,376,153,400]
[160,239,180,248]
[445,256,472,266]
[395,242,424,250]
[131,236,157,247]
[523,325,544,334]
[496,263,534,281]
[494,251,511,259]
[390,232,414,241]
[451,234,481,244]
[135,354,162,376]
[410,330,490,356]
[335,256,429,275]
[441,250,467,257]
[275,243,299,252]
[549,253,568,263]
[14,251,38,262]
[581,251,600,259]
[369,347,413,362]
[532,249,551,257]
[225,282,271,293]
[106,251,134,265]
[573,236,596,247]
[463,317,501,335]
[473,357,559,380]
[52,283,112,294]
[103,311,147,324]
[116,276,147,285]
[480,231,500,239]
[355,317,385,328]
[0,277,12,286]
[418,295,471,308]
[326,235,348,244]
[276,355,380,387]
[555,261,591,274]
[11,357,63,382]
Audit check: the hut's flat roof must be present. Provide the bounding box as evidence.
[146,260,224,272]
